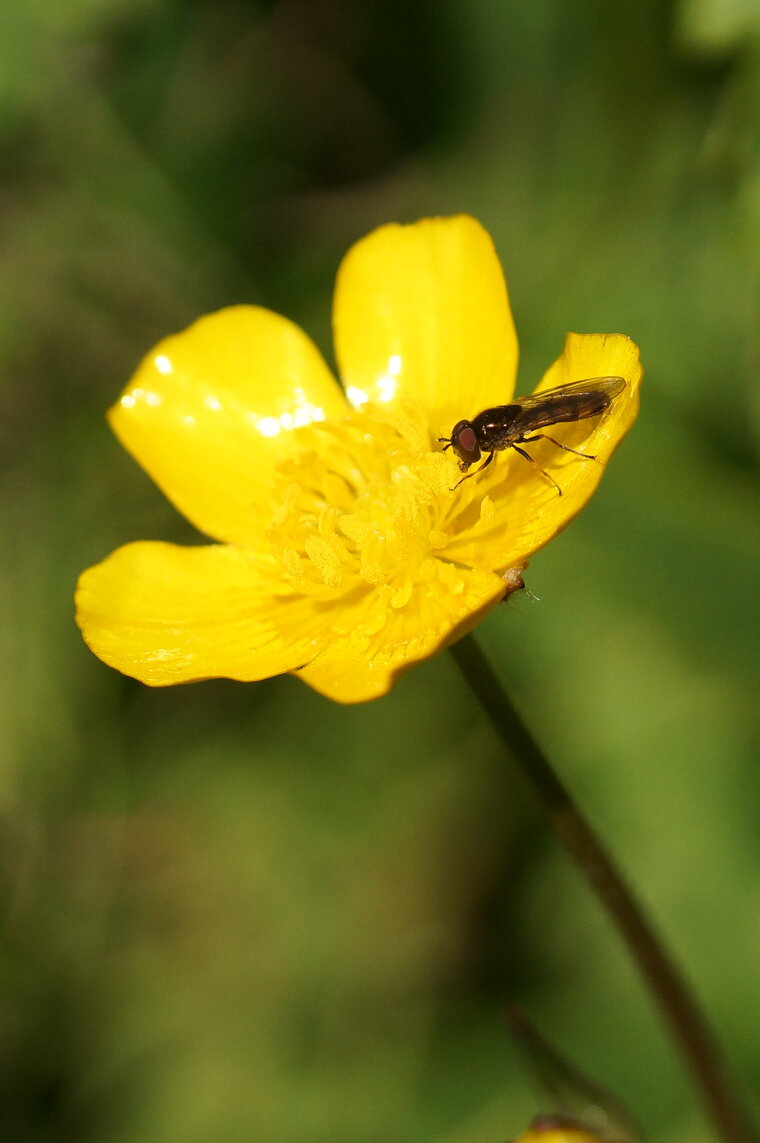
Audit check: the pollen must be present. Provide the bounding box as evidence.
[267,404,500,616]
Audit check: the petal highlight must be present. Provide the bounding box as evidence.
[333,215,518,439]
[75,541,329,685]
[109,306,348,546]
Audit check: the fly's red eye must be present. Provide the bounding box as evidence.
[445,419,481,472]
[456,425,478,455]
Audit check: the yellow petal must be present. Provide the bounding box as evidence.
[109,306,348,546]
[515,1130,603,1143]
[75,541,329,685]
[445,333,642,572]
[333,215,518,439]
[534,331,642,408]
[294,565,507,703]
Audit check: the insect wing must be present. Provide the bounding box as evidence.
[510,376,625,435]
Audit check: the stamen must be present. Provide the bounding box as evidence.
[267,403,508,618]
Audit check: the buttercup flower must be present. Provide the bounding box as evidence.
[76,215,641,703]
[514,1123,612,1143]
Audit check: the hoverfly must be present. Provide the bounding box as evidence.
[438,375,625,494]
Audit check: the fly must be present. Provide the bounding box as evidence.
[438,375,626,495]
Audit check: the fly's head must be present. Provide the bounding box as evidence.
[438,419,482,471]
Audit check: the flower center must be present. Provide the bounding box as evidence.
[265,401,524,629]
[268,404,463,603]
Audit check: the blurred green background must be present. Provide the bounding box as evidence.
[2,1,759,1140]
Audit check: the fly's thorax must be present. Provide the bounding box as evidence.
[472,404,522,451]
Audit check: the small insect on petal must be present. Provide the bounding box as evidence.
[439,376,625,493]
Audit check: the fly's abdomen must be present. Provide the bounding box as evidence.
[512,389,616,434]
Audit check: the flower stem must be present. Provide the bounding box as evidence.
[450,633,756,1143]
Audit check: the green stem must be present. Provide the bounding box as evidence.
[450,633,756,1143]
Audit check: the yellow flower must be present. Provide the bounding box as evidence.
[514,1125,611,1143]
[75,215,641,703]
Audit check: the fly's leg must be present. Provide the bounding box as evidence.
[451,449,495,491]
[522,433,598,461]
[511,444,562,496]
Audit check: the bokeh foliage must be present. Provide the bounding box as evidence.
[1,1,759,1140]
